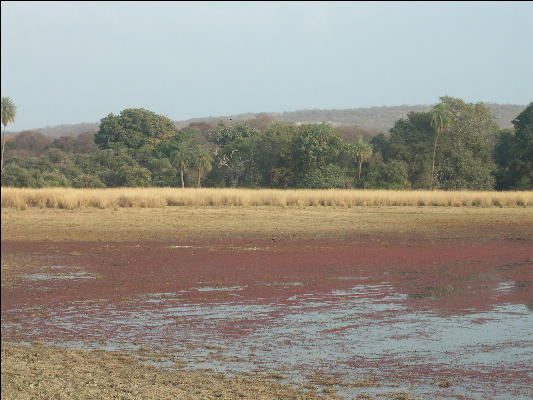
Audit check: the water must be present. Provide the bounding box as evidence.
[3,281,532,399]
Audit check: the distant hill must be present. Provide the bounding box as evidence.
[175,103,526,132]
[7,103,526,138]
[8,122,101,138]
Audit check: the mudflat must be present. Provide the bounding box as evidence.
[2,206,533,399]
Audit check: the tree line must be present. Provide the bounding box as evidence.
[1,96,532,190]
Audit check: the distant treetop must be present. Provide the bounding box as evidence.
[94,108,177,150]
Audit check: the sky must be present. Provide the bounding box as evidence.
[1,1,533,131]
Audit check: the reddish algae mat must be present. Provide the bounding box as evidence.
[2,235,533,399]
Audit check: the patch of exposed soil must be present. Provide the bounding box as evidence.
[1,342,329,399]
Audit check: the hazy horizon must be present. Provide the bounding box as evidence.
[2,1,532,131]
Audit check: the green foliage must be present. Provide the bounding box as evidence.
[40,171,70,187]
[92,148,136,170]
[2,96,17,173]
[370,133,390,161]
[215,135,263,188]
[149,157,177,187]
[350,136,373,178]
[190,145,213,188]
[3,100,529,191]
[438,147,496,190]
[71,174,105,188]
[389,111,434,188]
[94,108,176,150]
[1,163,41,187]
[292,122,345,182]
[111,165,152,187]
[1,97,17,128]
[170,143,194,188]
[209,121,259,147]
[512,103,533,189]
[302,164,350,189]
[388,97,498,190]
[1,161,69,188]
[429,102,452,188]
[253,122,297,188]
[494,103,533,189]
[361,156,411,189]
[493,129,517,190]
[437,97,497,190]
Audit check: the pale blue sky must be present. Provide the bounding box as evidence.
[2,1,532,131]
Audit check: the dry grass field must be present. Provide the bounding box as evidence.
[2,187,533,210]
[2,204,533,243]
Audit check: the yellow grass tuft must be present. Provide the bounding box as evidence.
[1,187,532,209]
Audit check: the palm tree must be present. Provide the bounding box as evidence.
[171,143,191,188]
[316,121,330,166]
[429,102,452,189]
[351,136,373,179]
[317,121,329,145]
[1,97,17,173]
[191,146,213,188]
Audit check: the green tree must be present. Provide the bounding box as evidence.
[493,129,516,190]
[149,157,176,187]
[94,108,176,151]
[1,163,40,187]
[291,123,344,183]
[89,148,138,187]
[388,111,434,188]
[209,121,259,147]
[191,146,213,188]
[316,121,330,145]
[1,97,17,173]
[302,164,350,189]
[111,165,152,187]
[253,122,297,187]
[362,156,411,189]
[436,97,497,190]
[171,143,193,188]
[40,171,70,187]
[388,97,497,190]
[351,136,373,179]
[494,103,533,189]
[510,103,533,189]
[370,133,390,161]
[71,174,105,188]
[429,102,452,189]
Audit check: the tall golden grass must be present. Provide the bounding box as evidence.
[2,187,532,209]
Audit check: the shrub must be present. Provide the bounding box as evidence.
[71,174,105,188]
[1,164,41,187]
[111,165,152,187]
[302,164,350,189]
[362,157,411,189]
[40,171,70,187]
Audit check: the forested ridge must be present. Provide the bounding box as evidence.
[2,97,532,191]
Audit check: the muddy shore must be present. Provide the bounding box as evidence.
[2,341,335,399]
[2,207,532,399]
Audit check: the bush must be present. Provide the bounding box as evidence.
[302,164,350,189]
[362,157,411,189]
[71,174,105,188]
[111,165,152,187]
[40,171,70,187]
[1,164,41,187]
